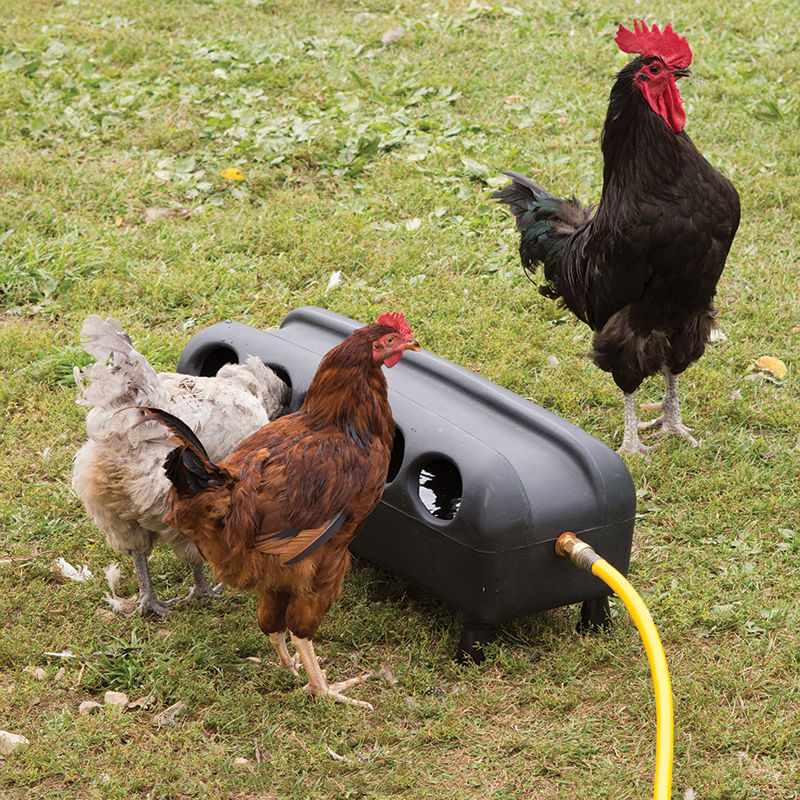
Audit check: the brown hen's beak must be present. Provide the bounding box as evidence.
[672,67,692,79]
[404,339,421,352]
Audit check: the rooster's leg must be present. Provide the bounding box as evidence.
[290,633,373,711]
[184,563,222,603]
[638,370,698,445]
[618,392,651,456]
[131,550,180,617]
[269,632,300,676]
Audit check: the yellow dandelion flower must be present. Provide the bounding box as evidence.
[221,167,245,181]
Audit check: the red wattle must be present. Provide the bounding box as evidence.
[644,78,685,133]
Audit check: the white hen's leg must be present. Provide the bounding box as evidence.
[132,550,180,617]
[185,563,222,602]
[618,392,651,456]
[638,369,698,445]
[290,633,373,710]
[269,632,299,675]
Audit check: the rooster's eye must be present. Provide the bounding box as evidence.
[649,64,661,75]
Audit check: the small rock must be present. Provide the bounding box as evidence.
[104,690,129,707]
[79,700,102,716]
[546,355,560,367]
[23,666,46,680]
[0,730,30,755]
[233,757,251,767]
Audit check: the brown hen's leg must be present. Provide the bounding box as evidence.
[132,550,181,617]
[290,633,373,711]
[618,391,651,456]
[638,369,699,446]
[269,632,299,676]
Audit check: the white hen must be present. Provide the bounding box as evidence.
[72,315,290,616]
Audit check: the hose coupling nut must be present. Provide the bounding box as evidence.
[555,532,602,572]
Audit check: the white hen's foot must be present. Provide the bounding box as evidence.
[184,564,222,603]
[290,633,374,710]
[132,550,180,617]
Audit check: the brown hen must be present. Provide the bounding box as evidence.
[137,313,419,709]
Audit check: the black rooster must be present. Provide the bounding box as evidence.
[494,21,740,454]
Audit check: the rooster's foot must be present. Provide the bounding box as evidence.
[638,415,698,446]
[617,439,653,457]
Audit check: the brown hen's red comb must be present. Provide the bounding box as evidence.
[615,20,692,69]
[377,312,413,337]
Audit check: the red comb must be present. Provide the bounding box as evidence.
[377,312,412,337]
[615,20,692,69]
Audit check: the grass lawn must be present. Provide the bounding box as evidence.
[1,0,798,797]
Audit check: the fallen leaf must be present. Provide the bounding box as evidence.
[127,695,154,710]
[152,701,186,727]
[753,355,788,380]
[0,731,30,755]
[220,167,245,181]
[78,700,102,716]
[503,94,524,104]
[143,206,191,224]
[233,756,251,767]
[104,690,129,707]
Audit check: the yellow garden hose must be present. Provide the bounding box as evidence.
[555,532,674,800]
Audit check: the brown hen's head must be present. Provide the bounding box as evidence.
[372,312,420,368]
[615,20,693,133]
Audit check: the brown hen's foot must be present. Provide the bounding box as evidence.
[269,632,300,676]
[290,633,374,710]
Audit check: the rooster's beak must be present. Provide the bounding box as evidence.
[672,67,692,79]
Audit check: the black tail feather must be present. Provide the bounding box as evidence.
[135,406,229,496]
[493,170,593,301]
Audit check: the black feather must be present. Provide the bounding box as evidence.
[284,509,348,565]
[136,406,228,496]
